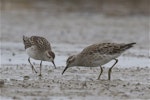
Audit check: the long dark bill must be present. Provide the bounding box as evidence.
[62,65,69,75]
[52,61,56,69]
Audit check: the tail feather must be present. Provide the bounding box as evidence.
[121,42,136,51]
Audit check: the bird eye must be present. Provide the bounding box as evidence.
[68,60,71,63]
[67,60,72,64]
[67,56,75,64]
[47,55,51,59]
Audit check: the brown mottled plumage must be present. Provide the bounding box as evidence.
[81,43,135,55]
[23,36,51,51]
[23,35,56,76]
[62,42,136,80]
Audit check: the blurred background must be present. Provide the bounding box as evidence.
[1,0,149,49]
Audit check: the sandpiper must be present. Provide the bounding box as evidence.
[23,35,56,76]
[62,42,136,80]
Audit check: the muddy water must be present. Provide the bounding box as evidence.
[1,2,150,99]
[0,42,150,100]
[1,42,149,67]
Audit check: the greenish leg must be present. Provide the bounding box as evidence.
[108,59,118,80]
[97,65,103,80]
[39,61,42,76]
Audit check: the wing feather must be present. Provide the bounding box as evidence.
[23,36,51,51]
[81,43,133,55]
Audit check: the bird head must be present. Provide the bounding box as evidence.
[62,55,77,75]
[45,50,56,68]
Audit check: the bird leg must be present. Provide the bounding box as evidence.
[28,57,37,73]
[97,66,103,80]
[39,60,42,76]
[108,59,118,80]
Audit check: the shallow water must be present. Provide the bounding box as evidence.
[0,42,149,100]
[0,97,12,100]
[1,42,149,68]
[1,1,149,99]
